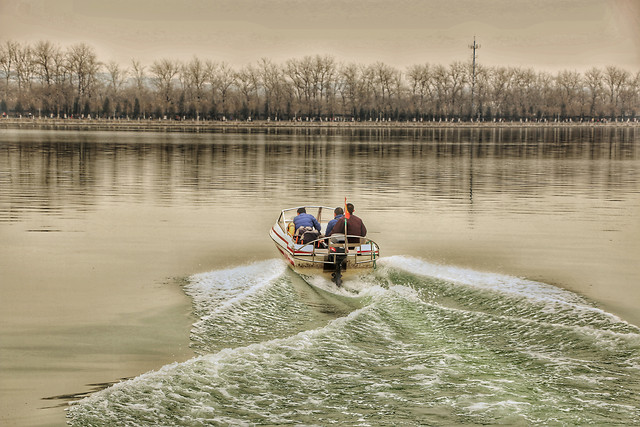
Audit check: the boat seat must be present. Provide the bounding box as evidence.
[357,244,373,253]
[330,235,366,249]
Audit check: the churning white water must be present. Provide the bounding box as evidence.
[68,257,640,425]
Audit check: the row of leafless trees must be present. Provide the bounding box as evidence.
[1,40,639,122]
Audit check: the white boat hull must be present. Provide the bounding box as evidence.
[269,206,380,284]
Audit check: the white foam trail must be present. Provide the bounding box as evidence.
[67,255,640,426]
[300,273,380,297]
[382,255,589,304]
[186,259,287,314]
[379,255,640,336]
[69,299,379,421]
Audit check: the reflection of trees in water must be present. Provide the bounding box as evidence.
[0,127,637,221]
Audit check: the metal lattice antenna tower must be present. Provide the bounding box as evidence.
[468,36,481,119]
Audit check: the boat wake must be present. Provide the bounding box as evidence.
[67,256,640,426]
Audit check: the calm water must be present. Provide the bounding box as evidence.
[0,127,639,425]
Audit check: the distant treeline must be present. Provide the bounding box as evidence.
[1,40,639,122]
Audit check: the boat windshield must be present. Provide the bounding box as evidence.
[278,206,333,231]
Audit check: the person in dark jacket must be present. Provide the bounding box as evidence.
[293,207,321,233]
[328,203,366,243]
[325,207,344,235]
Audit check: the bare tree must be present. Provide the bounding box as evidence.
[473,64,491,119]
[235,64,259,119]
[508,68,536,119]
[14,43,35,95]
[0,40,19,98]
[149,58,179,116]
[285,56,313,116]
[51,48,71,117]
[179,57,207,119]
[105,60,127,94]
[30,41,64,116]
[354,65,375,119]
[100,60,128,118]
[337,63,363,118]
[407,63,434,118]
[129,59,148,118]
[556,70,582,118]
[130,59,146,94]
[214,62,237,118]
[312,55,337,116]
[257,58,291,119]
[369,62,401,119]
[447,61,467,117]
[603,66,630,117]
[488,66,512,119]
[66,43,100,105]
[431,64,450,118]
[619,71,638,119]
[632,71,640,116]
[32,41,61,87]
[583,67,604,117]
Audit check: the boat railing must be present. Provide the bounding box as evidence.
[290,234,379,267]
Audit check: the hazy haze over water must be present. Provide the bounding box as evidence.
[0,0,639,70]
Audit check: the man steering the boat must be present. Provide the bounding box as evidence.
[328,203,367,243]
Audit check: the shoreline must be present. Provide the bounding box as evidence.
[2,117,639,133]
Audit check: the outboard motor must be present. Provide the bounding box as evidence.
[325,246,347,287]
[331,254,347,286]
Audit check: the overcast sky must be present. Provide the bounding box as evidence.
[1,0,639,71]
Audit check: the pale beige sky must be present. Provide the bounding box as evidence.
[1,0,638,71]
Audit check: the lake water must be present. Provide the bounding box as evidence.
[1,127,639,425]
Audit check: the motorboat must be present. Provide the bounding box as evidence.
[269,206,380,286]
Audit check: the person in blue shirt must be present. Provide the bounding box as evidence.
[325,207,344,235]
[293,207,321,234]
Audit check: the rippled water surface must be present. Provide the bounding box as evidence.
[0,127,639,426]
[70,258,640,425]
